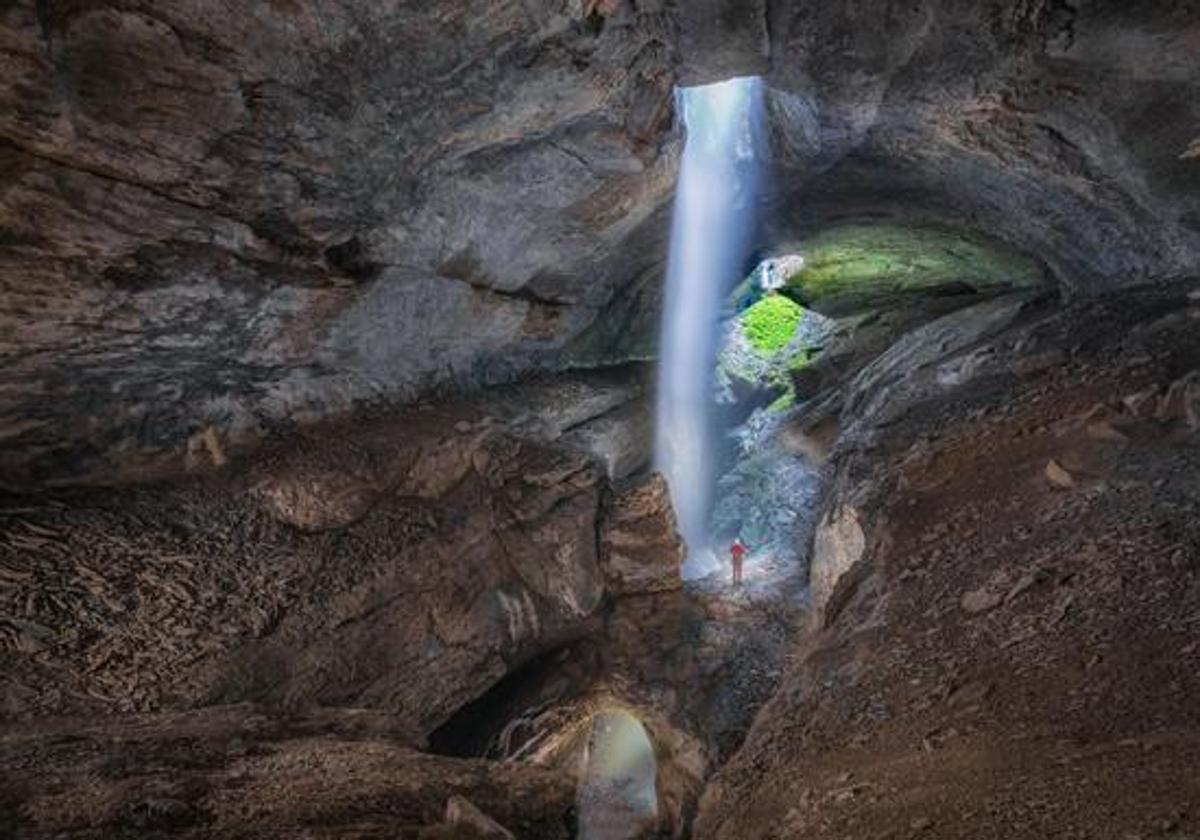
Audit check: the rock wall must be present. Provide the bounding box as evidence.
[5,1,1200,485]
[695,285,1200,839]
[0,0,678,483]
[598,472,683,595]
[0,370,676,744]
[705,1,1200,290]
[0,705,578,838]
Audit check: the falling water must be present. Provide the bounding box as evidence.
[656,77,767,578]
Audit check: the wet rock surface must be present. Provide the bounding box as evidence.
[695,286,1200,839]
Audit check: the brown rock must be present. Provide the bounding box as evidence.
[0,707,574,839]
[252,468,382,531]
[1122,387,1162,420]
[811,506,866,624]
[439,795,517,839]
[961,587,1004,615]
[599,473,685,595]
[1086,419,1130,442]
[1045,459,1077,489]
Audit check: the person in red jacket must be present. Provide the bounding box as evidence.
[730,538,748,586]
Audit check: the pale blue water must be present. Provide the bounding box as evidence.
[656,76,767,579]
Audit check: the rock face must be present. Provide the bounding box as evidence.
[808,504,864,626]
[0,0,677,484]
[0,370,672,742]
[599,472,684,595]
[695,286,1200,839]
[750,2,1200,291]
[0,705,576,839]
[4,1,1200,486]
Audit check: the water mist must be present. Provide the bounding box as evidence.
[655,77,767,579]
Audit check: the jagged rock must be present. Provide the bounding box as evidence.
[0,706,575,839]
[0,393,612,737]
[599,473,685,595]
[559,399,654,481]
[695,294,1200,840]
[1156,371,1200,426]
[420,795,517,839]
[252,467,384,531]
[6,1,1200,487]
[1045,459,1078,489]
[961,586,1005,615]
[0,1,678,486]
[810,505,865,625]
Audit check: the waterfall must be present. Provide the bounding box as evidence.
[656,77,767,579]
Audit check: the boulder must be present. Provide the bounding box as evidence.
[810,505,866,626]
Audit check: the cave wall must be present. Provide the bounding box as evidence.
[0,0,678,484]
[752,0,1200,290]
[3,0,1200,484]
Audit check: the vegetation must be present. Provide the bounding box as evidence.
[783,224,1044,314]
[740,294,806,355]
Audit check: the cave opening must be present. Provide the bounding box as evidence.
[6,3,1200,837]
[426,643,598,760]
[576,709,659,840]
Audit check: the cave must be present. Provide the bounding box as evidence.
[3,2,1200,838]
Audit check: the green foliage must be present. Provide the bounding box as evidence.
[740,294,805,355]
[767,390,796,414]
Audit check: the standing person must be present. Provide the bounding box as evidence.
[730,537,748,586]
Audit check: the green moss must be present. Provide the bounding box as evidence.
[784,225,1044,315]
[740,294,805,355]
[787,349,815,371]
[767,390,796,414]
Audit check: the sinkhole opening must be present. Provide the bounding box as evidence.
[654,75,1045,588]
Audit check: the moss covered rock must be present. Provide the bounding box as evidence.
[785,225,1044,315]
[740,294,806,355]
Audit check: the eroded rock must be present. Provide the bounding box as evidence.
[810,504,865,625]
[599,473,684,595]
[0,706,575,839]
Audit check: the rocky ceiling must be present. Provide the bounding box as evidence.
[2,0,1198,484]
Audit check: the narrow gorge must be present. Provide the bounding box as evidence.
[2,2,1199,838]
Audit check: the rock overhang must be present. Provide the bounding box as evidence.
[3,0,1200,483]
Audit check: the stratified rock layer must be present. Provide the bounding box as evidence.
[599,472,684,595]
[0,0,677,483]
